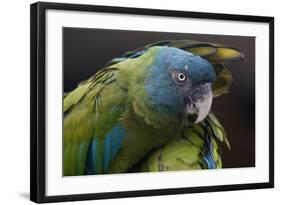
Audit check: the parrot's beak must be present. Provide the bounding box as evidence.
[185,83,213,124]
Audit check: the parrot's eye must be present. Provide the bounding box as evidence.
[172,71,187,84]
[177,73,186,82]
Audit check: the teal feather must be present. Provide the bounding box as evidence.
[85,139,97,174]
[203,134,216,169]
[85,123,126,174]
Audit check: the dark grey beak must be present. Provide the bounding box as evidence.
[185,83,213,123]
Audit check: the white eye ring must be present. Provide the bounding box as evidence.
[177,72,186,82]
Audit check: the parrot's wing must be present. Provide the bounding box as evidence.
[132,112,228,172]
[189,111,230,169]
[64,67,127,176]
[105,40,244,98]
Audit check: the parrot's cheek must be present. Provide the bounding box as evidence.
[184,83,213,123]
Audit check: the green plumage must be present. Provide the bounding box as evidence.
[63,40,244,176]
[135,113,226,171]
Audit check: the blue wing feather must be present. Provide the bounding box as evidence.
[85,123,126,174]
[202,134,216,169]
[85,139,97,174]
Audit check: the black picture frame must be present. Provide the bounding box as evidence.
[30,1,274,203]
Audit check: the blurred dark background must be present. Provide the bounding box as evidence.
[63,27,255,168]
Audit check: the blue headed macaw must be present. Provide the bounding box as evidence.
[63,40,244,175]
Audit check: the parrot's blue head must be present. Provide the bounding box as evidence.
[145,46,215,123]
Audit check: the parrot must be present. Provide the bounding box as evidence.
[63,40,244,176]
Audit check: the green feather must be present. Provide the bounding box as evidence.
[206,112,231,149]
[212,64,234,97]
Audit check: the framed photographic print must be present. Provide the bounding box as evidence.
[30,2,274,203]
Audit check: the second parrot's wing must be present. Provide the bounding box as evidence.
[64,67,127,176]
[133,112,229,171]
